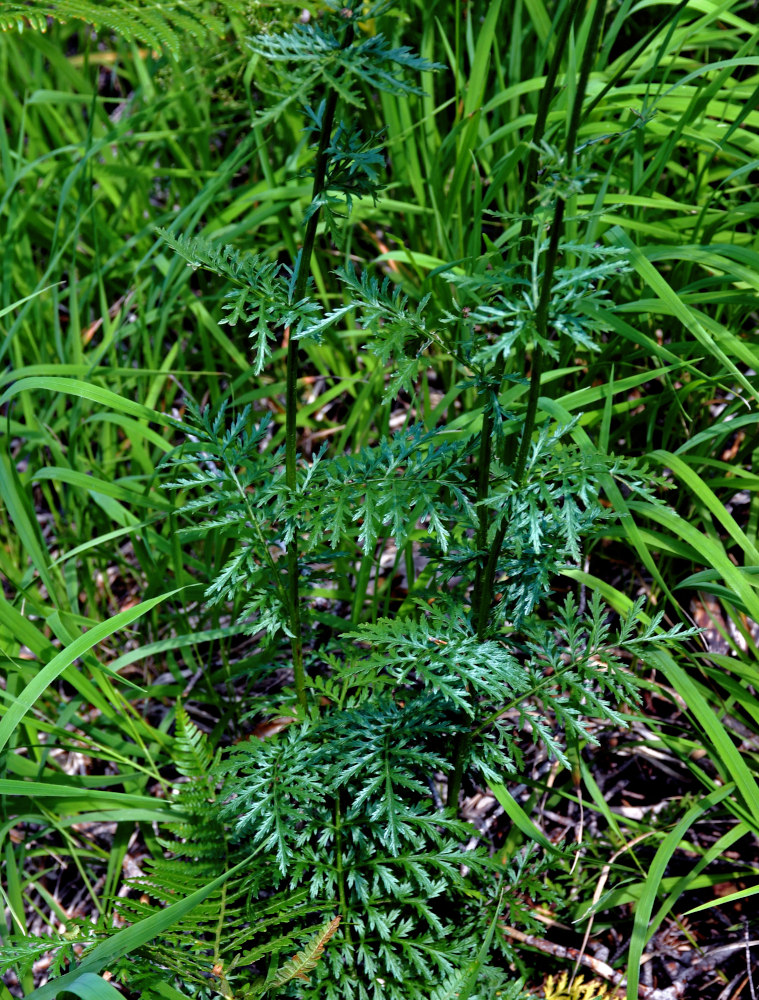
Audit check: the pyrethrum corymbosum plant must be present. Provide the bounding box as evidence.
[109,1,692,996]
[0,1,709,998]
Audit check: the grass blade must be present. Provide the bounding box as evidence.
[0,590,180,754]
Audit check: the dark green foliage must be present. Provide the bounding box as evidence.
[0,937,78,987]
[344,592,690,777]
[1,0,730,998]
[448,239,632,366]
[247,0,441,122]
[302,112,388,230]
[334,263,436,396]
[61,704,528,1000]
[156,231,324,374]
[162,405,472,641]
[114,3,697,995]
[215,710,526,1000]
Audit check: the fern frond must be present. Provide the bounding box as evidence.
[0,934,80,981]
[429,965,526,1000]
[156,229,323,374]
[247,1,443,123]
[268,916,341,991]
[220,726,328,875]
[0,1,247,57]
[543,971,611,1000]
[344,612,531,717]
[174,702,217,779]
[259,423,472,555]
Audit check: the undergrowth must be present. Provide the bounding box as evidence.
[1,1,759,999]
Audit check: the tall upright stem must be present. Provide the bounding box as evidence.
[334,792,353,953]
[469,0,585,642]
[478,0,605,624]
[447,0,601,809]
[284,23,355,711]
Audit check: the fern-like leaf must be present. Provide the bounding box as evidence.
[0,1,248,57]
[156,229,323,374]
[247,1,443,124]
[543,971,611,1000]
[268,916,341,991]
[174,702,217,779]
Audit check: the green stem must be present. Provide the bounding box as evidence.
[517,0,584,254]
[334,792,354,961]
[283,23,355,711]
[513,198,565,484]
[448,0,602,808]
[508,0,604,502]
[470,0,584,645]
[472,163,566,643]
[471,366,502,612]
[446,730,471,811]
[449,365,501,805]
[565,0,607,175]
[480,0,604,625]
[453,204,560,808]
